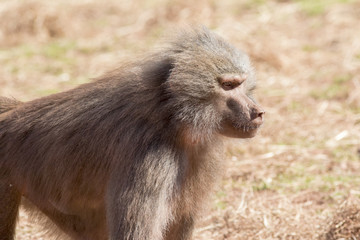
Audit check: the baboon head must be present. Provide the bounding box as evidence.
[163,27,264,139]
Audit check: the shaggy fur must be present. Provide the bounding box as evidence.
[0,27,260,240]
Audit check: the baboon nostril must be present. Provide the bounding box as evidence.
[251,109,265,120]
[258,111,265,118]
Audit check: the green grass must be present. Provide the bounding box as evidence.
[214,191,228,210]
[293,0,354,15]
[43,41,76,60]
[331,146,359,162]
[252,180,270,191]
[247,147,360,195]
[35,88,60,97]
[247,0,266,5]
[310,74,352,100]
[302,44,318,52]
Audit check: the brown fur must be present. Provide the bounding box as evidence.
[0,97,21,114]
[0,27,263,240]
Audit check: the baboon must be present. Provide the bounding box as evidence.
[0,97,21,114]
[0,27,264,240]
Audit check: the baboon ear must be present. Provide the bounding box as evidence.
[143,57,174,87]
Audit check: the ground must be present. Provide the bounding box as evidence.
[0,0,360,239]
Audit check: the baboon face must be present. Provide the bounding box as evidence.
[216,73,264,138]
[161,28,264,139]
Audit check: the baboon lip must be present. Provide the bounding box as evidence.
[244,120,262,128]
[238,121,262,133]
[241,125,259,131]
[232,114,263,131]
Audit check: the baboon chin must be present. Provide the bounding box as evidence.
[0,27,263,240]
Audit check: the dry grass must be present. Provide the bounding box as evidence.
[319,197,360,240]
[0,0,360,239]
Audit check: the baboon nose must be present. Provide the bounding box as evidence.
[258,111,265,119]
[250,108,265,123]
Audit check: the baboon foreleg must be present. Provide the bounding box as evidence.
[0,181,21,240]
[165,215,194,240]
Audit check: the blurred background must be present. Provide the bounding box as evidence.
[0,0,359,239]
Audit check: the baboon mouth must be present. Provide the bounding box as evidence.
[239,124,260,132]
[237,119,263,131]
